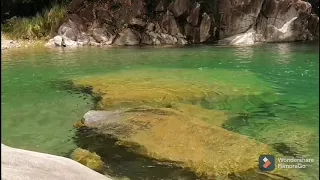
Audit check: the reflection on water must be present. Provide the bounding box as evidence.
[233,46,254,62]
[1,43,319,179]
[276,43,292,64]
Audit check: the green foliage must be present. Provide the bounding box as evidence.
[2,4,67,40]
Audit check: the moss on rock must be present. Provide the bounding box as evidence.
[71,148,104,173]
[71,68,305,179]
[72,68,276,111]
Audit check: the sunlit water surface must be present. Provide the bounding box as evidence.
[2,43,319,179]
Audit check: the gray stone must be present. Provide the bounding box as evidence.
[113,28,141,46]
[129,18,146,27]
[199,13,212,43]
[184,23,200,43]
[308,13,319,38]
[218,0,264,39]
[177,38,188,45]
[155,0,170,12]
[186,2,200,26]
[58,20,81,41]
[141,32,153,45]
[264,17,310,42]
[92,28,113,43]
[168,0,191,18]
[146,23,155,32]
[160,11,181,36]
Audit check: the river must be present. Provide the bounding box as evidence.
[2,43,319,179]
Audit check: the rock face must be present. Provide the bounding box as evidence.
[1,144,111,180]
[48,0,319,47]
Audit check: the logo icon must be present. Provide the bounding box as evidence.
[259,155,275,171]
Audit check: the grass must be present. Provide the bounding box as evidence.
[2,4,67,40]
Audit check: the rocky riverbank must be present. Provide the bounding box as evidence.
[45,0,319,47]
[1,33,45,50]
[1,144,112,180]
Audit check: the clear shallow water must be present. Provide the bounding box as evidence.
[1,43,319,179]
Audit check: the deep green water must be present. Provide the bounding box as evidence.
[2,43,319,179]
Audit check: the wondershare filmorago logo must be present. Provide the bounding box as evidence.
[259,155,275,171]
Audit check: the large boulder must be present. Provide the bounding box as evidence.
[129,17,146,27]
[264,17,310,42]
[159,11,181,36]
[1,144,111,180]
[186,2,201,26]
[218,0,265,39]
[308,13,319,38]
[168,0,192,18]
[71,68,305,178]
[199,13,213,43]
[68,0,86,13]
[92,28,116,45]
[79,108,300,179]
[184,23,200,43]
[259,0,312,29]
[58,20,82,41]
[113,28,140,46]
[155,0,171,12]
[140,32,154,45]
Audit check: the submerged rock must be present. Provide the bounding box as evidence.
[1,144,111,180]
[71,148,104,173]
[72,68,276,110]
[83,110,122,125]
[70,68,305,178]
[79,107,302,179]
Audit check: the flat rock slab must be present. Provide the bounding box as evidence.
[1,144,112,180]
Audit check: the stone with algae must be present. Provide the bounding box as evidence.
[71,148,104,173]
[71,68,303,179]
[72,68,277,111]
[80,108,302,179]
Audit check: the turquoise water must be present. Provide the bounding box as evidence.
[1,43,319,179]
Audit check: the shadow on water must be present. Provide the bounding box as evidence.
[71,127,200,180]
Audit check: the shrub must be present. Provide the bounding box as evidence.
[2,4,67,40]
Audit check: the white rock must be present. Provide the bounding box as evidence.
[53,35,63,46]
[63,37,77,47]
[1,144,112,180]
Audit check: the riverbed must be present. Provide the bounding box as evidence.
[2,43,319,179]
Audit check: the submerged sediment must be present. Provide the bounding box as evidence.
[66,68,312,179]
